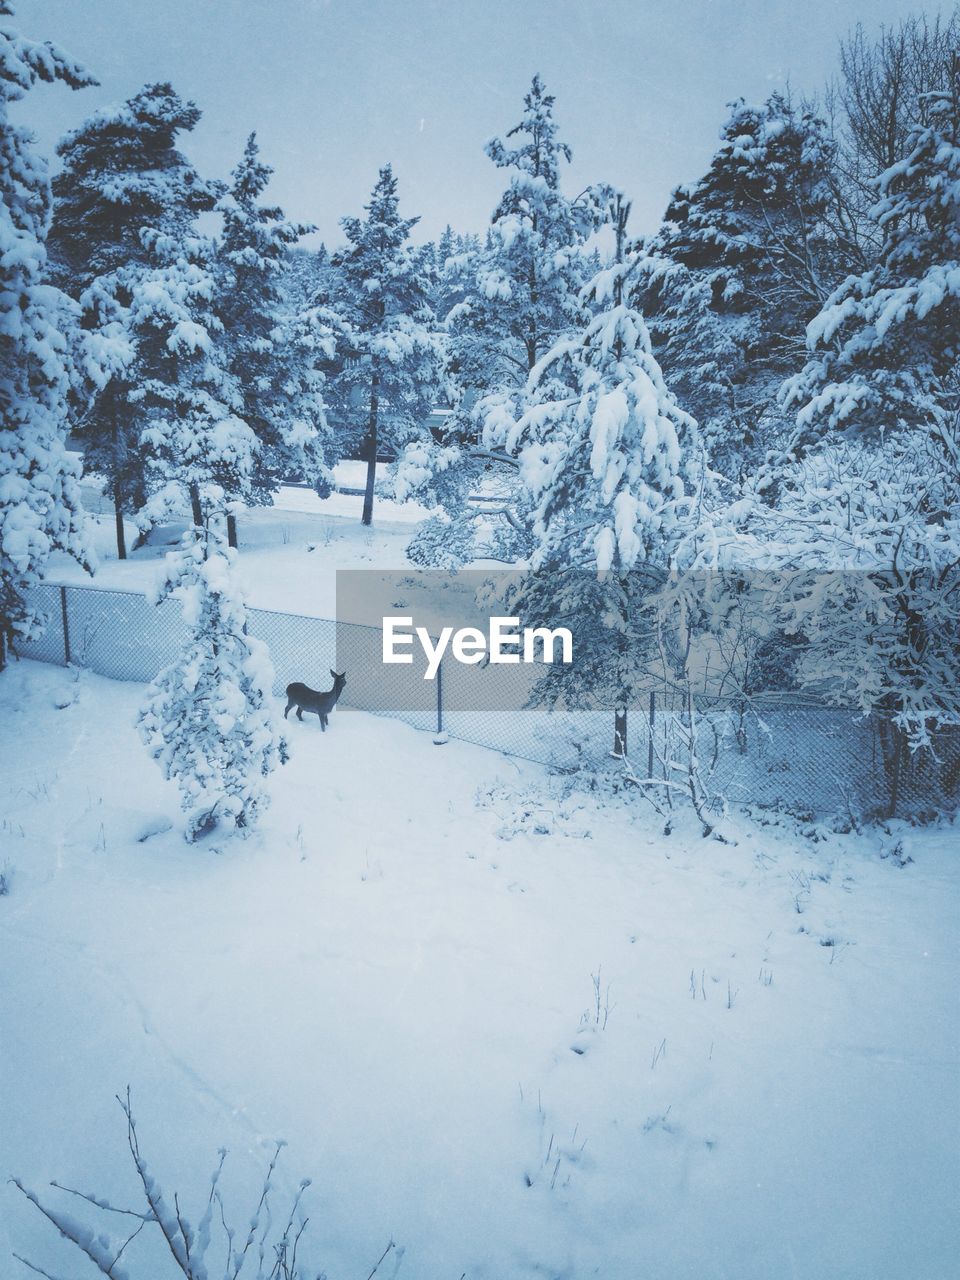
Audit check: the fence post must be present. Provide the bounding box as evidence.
[887,724,904,820]
[434,655,445,741]
[60,586,71,666]
[647,690,655,780]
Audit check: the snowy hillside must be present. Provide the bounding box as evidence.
[1,660,957,1279]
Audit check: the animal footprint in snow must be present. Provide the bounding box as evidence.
[642,1107,676,1135]
[570,1028,596,1057]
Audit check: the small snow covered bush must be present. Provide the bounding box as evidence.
[13,1091,325,1280]
[138,519,287,840]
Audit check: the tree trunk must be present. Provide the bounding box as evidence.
[114,492,127,561]
[190,483,203,528]
[647,690,655,780]
[227,513,238,549]
[685,687,714,837]
[613,706,627,757]
[877,711,906,818]
[110,397,126,560]
[361,370,380,527]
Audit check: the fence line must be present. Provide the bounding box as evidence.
[11,581,960,818]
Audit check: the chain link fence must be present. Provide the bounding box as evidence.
[12,581,959,818]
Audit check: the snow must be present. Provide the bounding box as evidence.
[3,24,959,1280]
[44,468,429,618]
[1,659,957,1279]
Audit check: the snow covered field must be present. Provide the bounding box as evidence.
[2,659,957,1279]
[58,468,429,618]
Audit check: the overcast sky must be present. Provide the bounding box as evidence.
[13,0,939,247]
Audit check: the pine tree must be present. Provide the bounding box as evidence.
[329,164,442,525]
[216,134,336,545]
[635,94,840,481]
[138,519,287,840]
[783,62,960,453]
[392,77,601,565]
[517,198,700,574]
[120,226,258,531]
[436,223,456,278]
[427,223,477,322]
[506,196,703,753]
[756,70,960,804]
[49,83,221,557]
[0,3,96,670]
[282,243,340,311]
[829,11,960,265]
[119,199,284,839]
[450,75,598,428]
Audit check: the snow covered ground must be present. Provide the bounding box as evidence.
[1,659,957,1279]
[59,465,431,618]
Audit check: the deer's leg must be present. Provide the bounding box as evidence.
[320,713,327,732]
[283,699,293,719]
[296,707,303,721]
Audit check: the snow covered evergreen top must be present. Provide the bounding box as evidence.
[784,67,960,447]
[635,94,838,479]
[128,226,257,526]
[452,74,598,391]
[217,133,335,501]
[510,198,702,573]
[328,165,441,465]
[50,82,221,291]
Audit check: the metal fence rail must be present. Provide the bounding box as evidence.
[11,581,959,818]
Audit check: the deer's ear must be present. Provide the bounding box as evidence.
[330,669,337,679]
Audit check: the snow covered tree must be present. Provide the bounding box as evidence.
[450,75,598,417]
[327,165,442,525]
[217,134,336,545]
[431,223,457,311]
[783,62,960,454]
[94,160,284,839]
[736,435,960,815]
[99,220,258,533]
[634,94,840,481]
[502,196,704,757]
[827,10,960,264]
[49,83,221,558]
[426,224,478,324]
[49,82,216,292]
[0,3,95,670]
[138,517,287,840]
[282,242,340,312]
[393,76,602,564]
[515,199,701,575]
[769,65,960,811]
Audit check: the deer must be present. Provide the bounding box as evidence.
[284,670,347,731]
